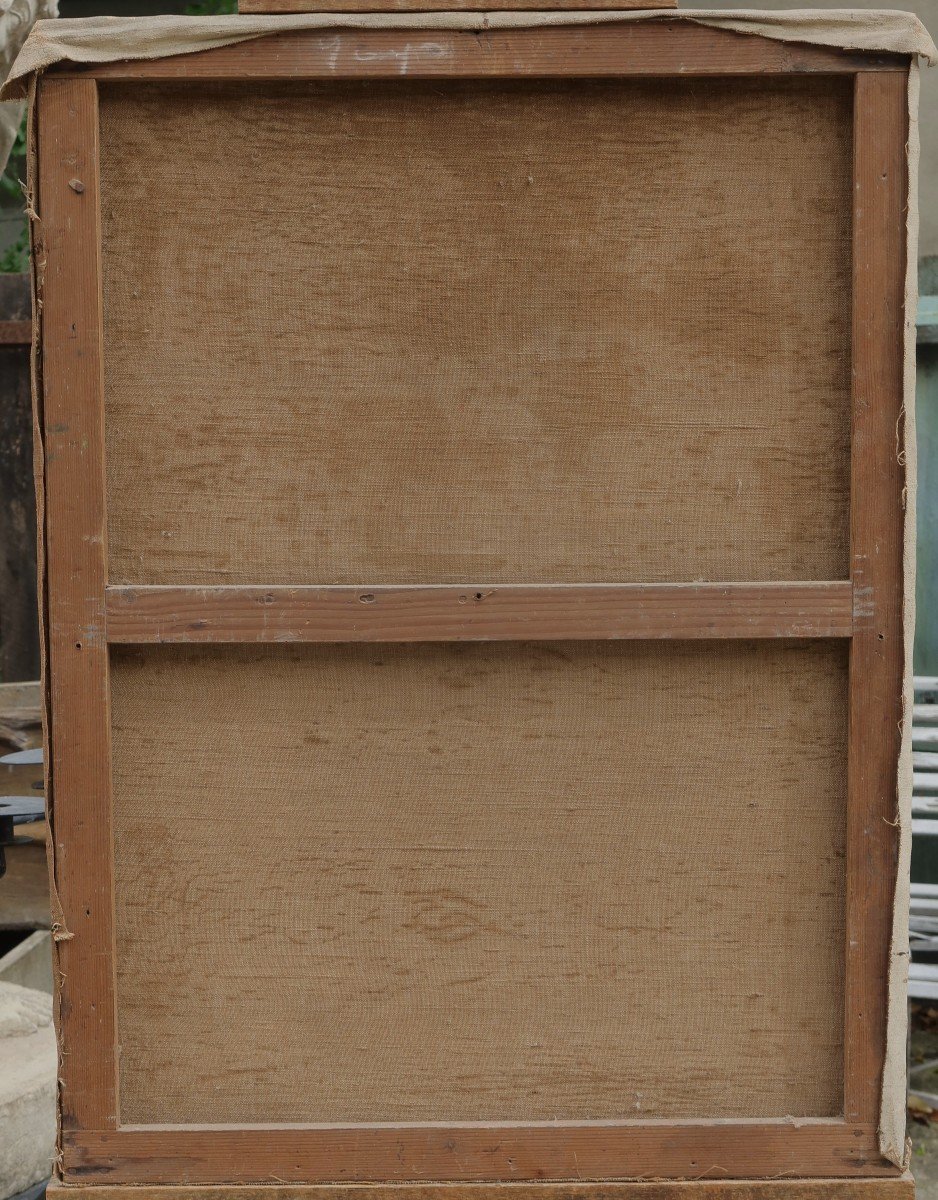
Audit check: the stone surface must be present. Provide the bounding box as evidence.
[0,933,53,996]
[0,981,55,1200]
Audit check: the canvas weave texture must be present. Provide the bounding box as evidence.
[110,640,847,1125]
[98,77,853,586]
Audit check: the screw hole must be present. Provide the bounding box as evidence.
[75,641,82,650]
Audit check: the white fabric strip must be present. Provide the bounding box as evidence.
[0,0,56,172]
[0,7,934,97]
[880,59,921,1173]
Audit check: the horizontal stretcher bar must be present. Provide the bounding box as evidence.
[103,581,855,644]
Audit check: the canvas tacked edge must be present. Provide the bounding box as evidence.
[877,60,919,1172]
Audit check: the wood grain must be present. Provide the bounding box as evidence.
[843,72,907,1126]
[37,77,117,1131]
[62,1122,890,1185]
[46,1175,916,1200]
[105,582,855,644]
[64,25,907,83]
[0,318,33,344]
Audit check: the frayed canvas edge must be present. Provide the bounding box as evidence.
[877,59,919,1171]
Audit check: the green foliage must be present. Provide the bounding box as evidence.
[185,0,238,12]
[0,112,26,206]
[0,225,29,275]
[0,111,28,273]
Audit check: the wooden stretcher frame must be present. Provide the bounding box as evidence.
[34,21,909,1194]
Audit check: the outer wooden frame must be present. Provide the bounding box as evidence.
[35,26,909,1189]
[46,1182,917,1200]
